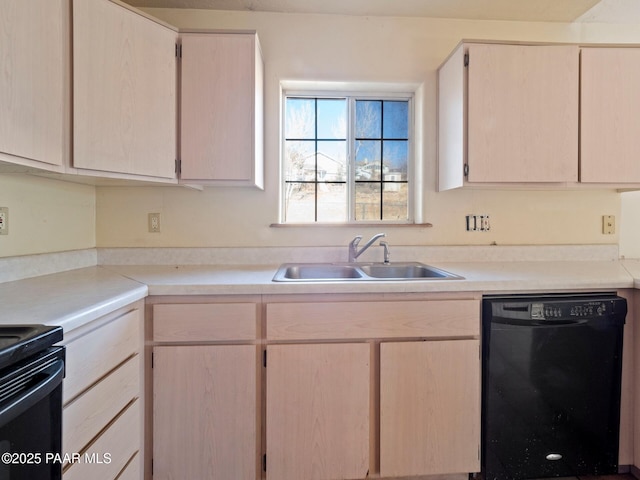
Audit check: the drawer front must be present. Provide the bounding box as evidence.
[64,309,140,404]
[112,452,140,480]
[153,303,257,341]
[266,299,480,340]
[63,355,140,457]
[63,399,140,480]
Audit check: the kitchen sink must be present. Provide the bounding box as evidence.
[359,263,459,279]
[277,264,363,280]
[272,262,462,282]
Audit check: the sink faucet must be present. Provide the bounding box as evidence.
[380,241,390,264]
[348,233,386,262]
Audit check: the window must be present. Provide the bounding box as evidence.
[282,94,412,223]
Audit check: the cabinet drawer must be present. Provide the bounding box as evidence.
[63,399,140,480]
[266,299,479,340]
[63,309,140,403]
[113,452,140,480]
[153,303,257,341]
[63,355,140,457]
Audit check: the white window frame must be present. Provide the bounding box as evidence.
[280,89,415,224]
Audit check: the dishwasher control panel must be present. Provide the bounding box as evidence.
[488,294,627,323]
[531,301,611,319]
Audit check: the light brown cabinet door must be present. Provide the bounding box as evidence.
[580,48,640,183]
[0,0,67,167]
[153,345,259,480]
[180,33,263,186]
[266,343,370,480]
[73,0,176,178]
[380,339,481,477]
[467,44,578,183]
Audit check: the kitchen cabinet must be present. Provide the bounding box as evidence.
[151,301,260,480]
[438,42,579,190]
[265,343,370,480]
[264,294,480,479]
[149,294,480,480]
[73,0,177,180]
[179,32,264,188]
[62,300,143,480]
[0,0,69,171]
[580,47,640,184]
[380,340,480,477]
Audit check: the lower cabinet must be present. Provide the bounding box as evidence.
[62,301,143,480]
[150,300,260,480]
[153,345,258,480]
[265,343,370,480]
[264,295,481,480]
[380,340,481,477]
[149,294,480,480]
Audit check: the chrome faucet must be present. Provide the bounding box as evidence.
[380,241,390,264]
[348,233,386,262]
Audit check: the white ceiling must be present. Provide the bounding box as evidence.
[124,0,640,23]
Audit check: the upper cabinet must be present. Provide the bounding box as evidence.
[580,47,640,184]
[179,32,264,188]
[438,41,640,190]
[0,0,69,170]
[438,43,579,190]
[73,0,177,180]
[2,2,264,186]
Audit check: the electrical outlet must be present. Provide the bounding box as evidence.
[0,207,8,235]
[148,213,161,233]
[466,214,490,232]
[480,215,491,232]
[603,215,615,235]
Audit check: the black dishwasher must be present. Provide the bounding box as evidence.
[482,293,626,480]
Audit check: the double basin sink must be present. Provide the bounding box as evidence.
[273,262,463,282]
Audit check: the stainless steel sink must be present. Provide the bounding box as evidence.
[359,263,460,279]
[277,264,363,280]
[272,262,462,282]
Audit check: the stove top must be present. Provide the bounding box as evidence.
[0,325,63,371]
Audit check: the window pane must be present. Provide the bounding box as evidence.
[285,98,315,139]
[283,94,411,224]
[283,183,315,222]
[383,101,409,139]
[317,99,346,139]
[355,183,381,221]
[382,141,408,181]
[284,140,315,181]
[383,183,408,220]
[355,100,381,139]
[317,140,347,181]
[317,183,347,222]
[355,140,381,180]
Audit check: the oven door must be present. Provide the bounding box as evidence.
[0,347,64,480]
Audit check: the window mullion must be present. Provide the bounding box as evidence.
[348,97,356,222]
[314,98,319,222]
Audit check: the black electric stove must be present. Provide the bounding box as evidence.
[0,325,63,370]
[0,324,65,480]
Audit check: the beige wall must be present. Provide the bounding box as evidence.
[0,174,95,257]
[96,10,636,248]
[4,10,639,255]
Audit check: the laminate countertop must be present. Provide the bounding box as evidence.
[2,259,639,333]
[0,267,147,332]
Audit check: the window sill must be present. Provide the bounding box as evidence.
[270,222,433,228]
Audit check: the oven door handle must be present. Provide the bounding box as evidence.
[0,359,64,427]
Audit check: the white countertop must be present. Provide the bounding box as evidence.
[106,260,634,295]
[1,256,637,334]
[0,267,147,333]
